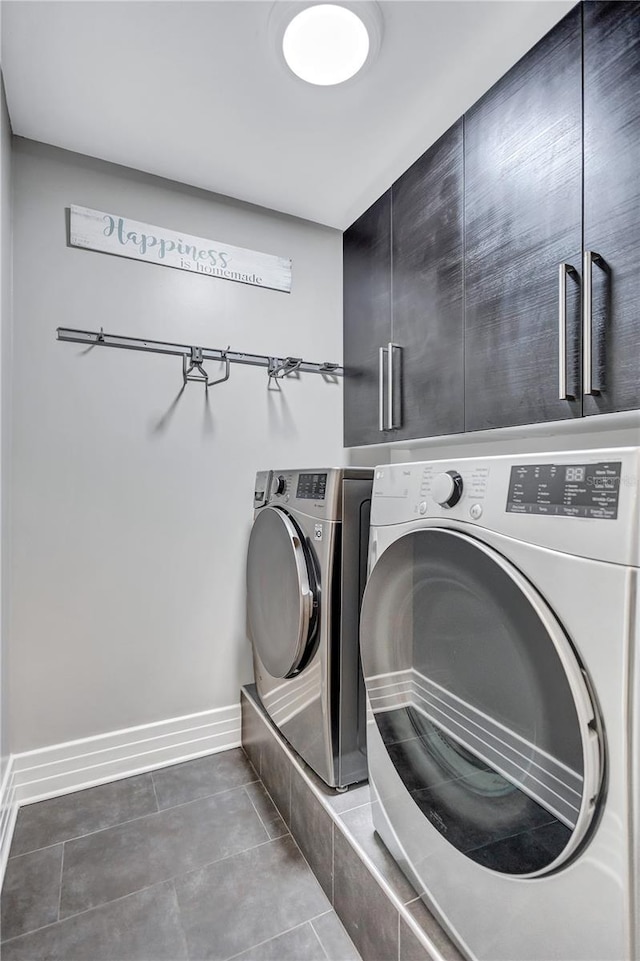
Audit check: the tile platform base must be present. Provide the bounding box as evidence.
[241,685,463,961]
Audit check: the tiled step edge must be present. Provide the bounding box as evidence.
[241,685,463,961]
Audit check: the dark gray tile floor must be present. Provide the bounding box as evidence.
[241,684,462,961]
[1,749,361,961]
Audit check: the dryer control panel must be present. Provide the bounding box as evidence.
[370,448,640,567]
[506,462,622,519]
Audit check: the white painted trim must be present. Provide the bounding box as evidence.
[0,757,18,885]
[11,703,241,806]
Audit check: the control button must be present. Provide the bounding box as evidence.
[470,503,483,520]
[432,471,464,508]
[274,475,287,495]
[419,501,427,515]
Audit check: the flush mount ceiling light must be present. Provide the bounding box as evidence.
[280,3,377,86]
[283,5,368,85]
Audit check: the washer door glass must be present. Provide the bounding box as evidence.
[360,528,602,877]
[247,506,318,679]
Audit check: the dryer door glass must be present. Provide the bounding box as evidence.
[247,506,318,679]
[360,528,602,877]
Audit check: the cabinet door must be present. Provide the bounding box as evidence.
[343,192,392,447]
[583,1,640,416]
[464,6,583,431]
[392,120,464,441]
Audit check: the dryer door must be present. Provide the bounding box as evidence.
[360,528,603,877]
[247,506,319,679]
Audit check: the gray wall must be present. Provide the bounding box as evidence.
[0,78,12,777]
[10,139,345,753]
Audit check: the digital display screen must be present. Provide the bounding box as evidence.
[506,462,621,519]
[565,467,585,482]
[296,473,327,500]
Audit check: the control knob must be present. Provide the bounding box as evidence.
[274,475,287,496]
[432,471,463,508]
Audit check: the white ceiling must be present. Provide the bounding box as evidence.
[1,0,573,230]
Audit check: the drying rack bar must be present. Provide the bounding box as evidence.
[56,327,343,377]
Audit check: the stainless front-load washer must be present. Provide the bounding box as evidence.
[361,449,640,961]
[247,468,372,788]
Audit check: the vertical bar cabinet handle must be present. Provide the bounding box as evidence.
[558,263,577,401]
[583,250,607,396]
[583,250,594,396]
[387,343,394,430]
[378,346,387,431]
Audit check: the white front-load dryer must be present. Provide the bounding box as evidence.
[360,449,640,961]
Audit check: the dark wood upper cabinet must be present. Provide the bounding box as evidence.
[343,192,391,447]
[343,123,464,447]
[343,2,640,446]
[464,4,583,432]
[392,119,464,441]
[583,1,640,416]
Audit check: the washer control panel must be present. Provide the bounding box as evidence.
[296,472,327,500]
[253,468,372,522]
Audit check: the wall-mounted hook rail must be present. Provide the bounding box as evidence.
[56,328,343,388]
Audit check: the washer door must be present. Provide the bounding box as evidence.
[361,528,603,877]
[247,506,318,679]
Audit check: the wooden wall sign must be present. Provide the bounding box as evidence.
[69,205,292,293]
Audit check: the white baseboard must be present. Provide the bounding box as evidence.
[0,757,18,883]
[11,702,242,807]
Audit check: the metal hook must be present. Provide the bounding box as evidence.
[267,357,281,390]
[267,356,303,383]
[182,346,231,388]
[206,347,231,389]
